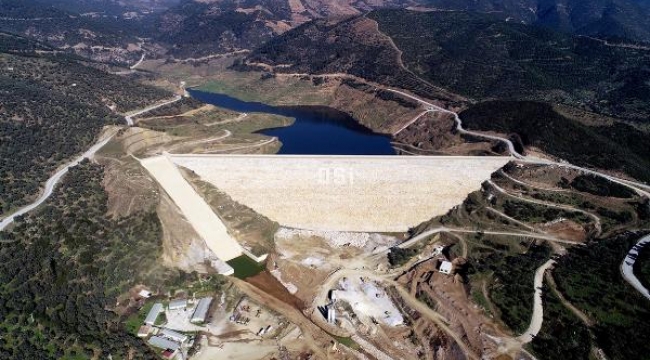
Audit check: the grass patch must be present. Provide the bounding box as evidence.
[331,335,360,350]
[124,302,154,335]
[227,255,265,279]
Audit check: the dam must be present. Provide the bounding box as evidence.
[145,154,510,234]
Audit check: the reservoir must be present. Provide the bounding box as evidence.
[189,89,395,155]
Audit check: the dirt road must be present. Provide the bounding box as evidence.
[124,95,182,126]
[517,259,555,343]
[0,130,117,231]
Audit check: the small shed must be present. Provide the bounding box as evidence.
[161,349,177,359]
[137,325,152,337]
[160,328,188,343]
[439,261,453,275]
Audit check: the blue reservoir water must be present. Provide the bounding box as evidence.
[189,89,395,155]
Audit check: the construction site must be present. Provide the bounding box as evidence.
[93,73,650,360]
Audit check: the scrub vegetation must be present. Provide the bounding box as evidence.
[0,162,181,359]
[553,232,650,360]
[0,37,170,214]
[461,101,650,182]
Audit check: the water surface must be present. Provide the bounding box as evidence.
[189,89,395,155]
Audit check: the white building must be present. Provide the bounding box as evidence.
[148,336,180,351]
[439,261,453,275]
[191,297,213,323]
[144,303,163,325]
[168,299,187,310]
[160,328,188,343]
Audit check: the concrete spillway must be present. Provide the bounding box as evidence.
[140,155,243,262]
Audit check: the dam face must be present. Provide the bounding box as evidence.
[167,155,510,232]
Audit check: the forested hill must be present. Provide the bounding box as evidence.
[244,16,463,104]
[0,161,179,359]
[246,10,650,122]
[368,10,650,122]
[0,0,151,64]
[418,0,650,43]
[0,35,170,215]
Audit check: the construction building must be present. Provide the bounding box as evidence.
[439,261,453,275]
[144,303,163,325]
[160,328,188,343]
[168,299,187,310]
[191,297,213,323]
[148,336,180,351]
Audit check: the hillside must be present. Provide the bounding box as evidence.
[154,0,421,58]
[373,10,650,121]
[460,101,650,182]
[419,0,650,42]
[0,162,178,359]
[0,34,171,215]
[154,0,291,58]
[246,10,650,122]
[244,16,462,103]
[0,0,152,64]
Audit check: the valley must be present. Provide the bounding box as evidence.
[1,2,649,360]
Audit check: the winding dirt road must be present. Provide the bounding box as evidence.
[384,87,650,348]
[124,95,183,126]
[517,259,556,344]
[0,130,117,231]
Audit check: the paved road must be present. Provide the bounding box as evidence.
[124,95,182,126]
[0,131,116,231]
[621,234,650,301]
[517,259,556,343]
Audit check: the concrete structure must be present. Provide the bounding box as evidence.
[144,303,163,325]
[621,234,650,301]
[138,289,152,298]
[211,258,235,276]
[167,154,509,232]
[439,261,453,275]
[168,299,187,310]
[148,336,180,351]
[141,155,243,261]
[160,328,188,343]
[327,306,336,324]
[191,297,213,323]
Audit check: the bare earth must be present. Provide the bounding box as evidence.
[169,154,511,232]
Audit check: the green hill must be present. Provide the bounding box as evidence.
[0,34,170,214]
